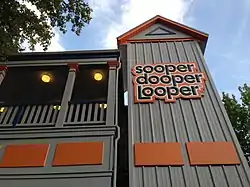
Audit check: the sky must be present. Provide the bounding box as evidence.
[30,0,250,98]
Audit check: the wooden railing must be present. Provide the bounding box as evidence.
[0,100,108,127]
[65,100,107,126]
[0,102,60,127]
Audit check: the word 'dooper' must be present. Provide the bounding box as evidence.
[132,62,206,103]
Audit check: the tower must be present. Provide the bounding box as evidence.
[118,15,250,187]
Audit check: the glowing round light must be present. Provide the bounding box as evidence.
[53,105,61,110]
[94,72,103,81]
[41,74,51,83]
[0,107,5,113]
[99,104,107,109]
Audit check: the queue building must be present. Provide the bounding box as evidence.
[0,15,249,187]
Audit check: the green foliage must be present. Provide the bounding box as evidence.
[222,84,250,154]
[0,0,92,58]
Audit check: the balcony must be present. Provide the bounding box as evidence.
[0,63,115,128]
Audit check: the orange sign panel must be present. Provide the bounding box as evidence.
[186,142,240,165]
[0,144,50,168]
[53,142,104,166]
[134,142,184,166]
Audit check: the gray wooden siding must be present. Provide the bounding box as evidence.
[0,127,116,187]
[125,41,250,187]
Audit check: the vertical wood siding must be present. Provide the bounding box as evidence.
[125,41,250,187]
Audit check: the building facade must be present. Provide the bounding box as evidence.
[0,15,249,187]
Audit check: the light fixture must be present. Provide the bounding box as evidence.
[53,105,61,110]
[41,74,51,83]
[94,72,103,81]
[0,107,4,113]
[99,104,107,109]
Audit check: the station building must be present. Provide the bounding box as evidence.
[0,15,249,187]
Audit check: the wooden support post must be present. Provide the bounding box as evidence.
[56,63,78,127]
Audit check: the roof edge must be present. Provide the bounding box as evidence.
[117,15,208,51]
[5,49,120,62]
[7,49,119,57]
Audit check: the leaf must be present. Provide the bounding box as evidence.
[0,0,92,58]
[223,84,250,154]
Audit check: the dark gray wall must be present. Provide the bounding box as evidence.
[122,41,250,187]
[0,126,116,187]
[0,177,111,187]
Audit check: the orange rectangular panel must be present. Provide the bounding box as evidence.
[52,142,104,166]
[134,142,184,166]
[186,142,240,165]
[0,144,50,168]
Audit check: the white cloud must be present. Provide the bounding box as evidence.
[20,1,64,52]
[45,30,64,51]
[88,0,117,16]
[24,29,64,52]
[96,0,194,48]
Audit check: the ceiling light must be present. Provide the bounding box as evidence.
[0,107,4,113]
[53,105,61,110]
[41,74,51,83]
[99,104,107,109]
[94,72,103,81]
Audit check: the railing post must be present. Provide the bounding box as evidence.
[106,61,120,126]
[56,63,78,127]
[0,66,7,86]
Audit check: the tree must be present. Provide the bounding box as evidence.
[222,84,250,154]
[0,0,92,58]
